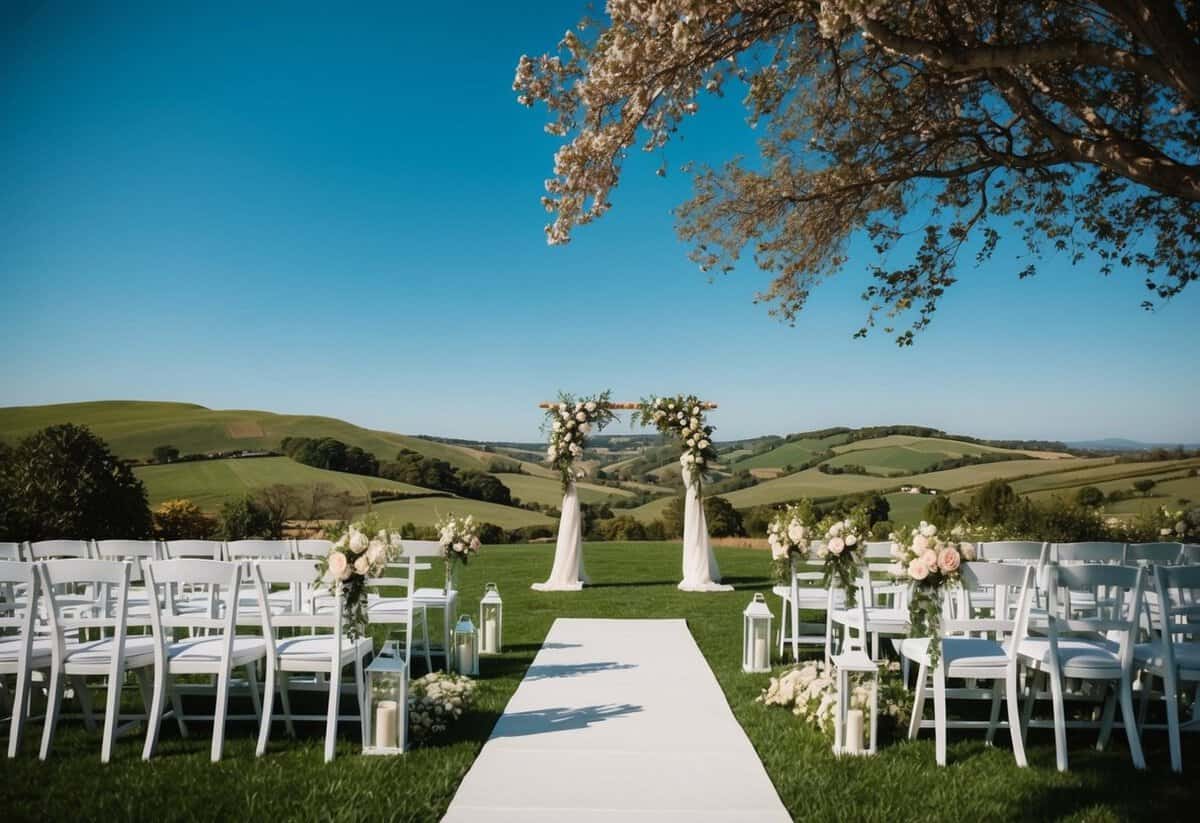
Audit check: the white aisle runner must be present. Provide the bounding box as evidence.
[442,618,790,822]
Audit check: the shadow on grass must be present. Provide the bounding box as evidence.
[489,703,643,739]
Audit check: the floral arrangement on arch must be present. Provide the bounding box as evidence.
[889,520,977,664]
[814,509,869,606]
[437,513,481,585]
[408,671,477,744]
[758,659,910,738]
[635,395,717,487]
[544,390,616,489]
[319,516,403,639]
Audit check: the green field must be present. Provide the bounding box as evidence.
[824,435,1038,476]
[367,497,556,530]
[4,541,1194,822]
[1008,457,1200,495]
[626,494,677,523]
[728,433,851,471]
[135,456,437,510]
[0,400,489,470]
[883,491,938,525]
[493,473,635,507]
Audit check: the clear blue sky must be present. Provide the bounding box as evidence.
[2,1,1196,444]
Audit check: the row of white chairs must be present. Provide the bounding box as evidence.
[1,552,426,764]
[0,538,334,564]
[776,540,1200,772]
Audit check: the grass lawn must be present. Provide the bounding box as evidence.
[3,542,1196,822]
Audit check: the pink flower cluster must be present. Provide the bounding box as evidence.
[890,521,975,585]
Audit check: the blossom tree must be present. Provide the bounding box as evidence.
[515,1,1200,343]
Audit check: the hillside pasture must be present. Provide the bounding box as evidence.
[135,456,435,510]
[884,491,938,525]
[493,473,635,507]
[728,433,851,471]
[367,497,556,530]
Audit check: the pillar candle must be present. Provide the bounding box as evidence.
[846,709,864,754]
[753,630,768,670]
[375,700,398,749]
[483,614,498,652]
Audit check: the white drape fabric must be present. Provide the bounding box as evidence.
[532,481,588,592]
[679,470,733,592]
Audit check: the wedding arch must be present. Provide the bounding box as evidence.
[530,392,730,593]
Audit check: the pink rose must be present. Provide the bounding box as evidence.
[921,549,938,570]
[828,536,845,555]
[907,558,930,581]
[328,551,349,581]
[470,537,481,551]
[937,547,961,573]
[912,534,930,552]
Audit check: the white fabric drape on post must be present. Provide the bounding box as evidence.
[679,470,733,592]
[532,481,588,592]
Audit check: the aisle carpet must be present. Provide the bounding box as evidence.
[442,618,790,822]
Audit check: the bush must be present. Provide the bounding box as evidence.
[218,496,274,540]
[598,516,647,541]
[0,424,151,541]
[742,505,777,537]
[1133,478,1158,496]
[870,520,894,540]
[704,496,745,537]
[476,522,507,545]
[922,495,960,528]
[968,480,1019,525]
[153,499,216,539]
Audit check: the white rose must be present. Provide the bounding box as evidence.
[690,417,699,428]
[328,551,350,581]
[845,534,858,547]
[698,439,710,449]
[687,438,696,447]
[349,531,369,554]
[692,406,700,415]
[580,422,592,434]
[575,411,587,422]
[787,522,806,544]
[586,401,597,412]
[353,555,370,575]
[547,447,557,459]
[912,534,929,552]
[553,420,562,432]
[828,536,845,555]
[920,522,937,538]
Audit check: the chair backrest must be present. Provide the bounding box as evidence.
[399,539,443,558]
[226,539,294,560]
[0,561,38,638]
[252,559,341,636]
[163,540,225,560]
[1044,562,1144,669]
[1181,544,1200,565]
[946,563,1036,657]
[1053,542,1126,564]
[1125,542,1183,566]
[294,539,332,559]
[0,542,25,562]
[93,540,160,582]
[1151,565,1200,656]
[365,552,419,601]
[143,558,244,634]
[978,540,1047,563]
[27,540,92,560]
[37,559,131,634]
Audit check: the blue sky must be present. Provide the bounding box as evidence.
[2,1,1196,444]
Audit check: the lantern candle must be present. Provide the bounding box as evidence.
[846,709,864,754]
[375,701,398,749]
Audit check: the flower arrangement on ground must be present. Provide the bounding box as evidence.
[319,516,402,639]
[815,509,869,606]
[437,513,481,590]
[635,395,717,487]
[543,390,616,489]
[890,521,976,664]
[758,659,909,738]
[408,671,477,744]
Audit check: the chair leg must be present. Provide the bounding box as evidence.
[777,598,786,659]
[1049,668,1068,772]
[1164,667,1183,772]
[985,680,1003,746]
[790,598,800,662]
[142,664,167,760]
[1138,669,1152,728]
[245,663,262,722]
[1096,686,1117,751]
[908,661,927,740]
[169,677,189,738]
[277,672,295,737]
[324,663,341,763]
[355,652,367,742]
[420,610,432,674]
[211,668,231,763]
[8,664,31,758]
[1020,670,1038,740]
[256,662,275,757]
[72,674,98,733]
[933,665,947,767]
[1118,673,1146,770]
[39,666,64,761]
[100,664,129,764]
[1006,670,1028,768]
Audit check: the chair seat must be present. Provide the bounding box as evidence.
[773,585,844,609]
[166,635,266,670]
[899,636,1010,672]
[1017,637,1121,676]
[63,635,157,669]
[1134,641,1200,675]
[0,635,54,668]
[366,597,419,617]
[276,635,372,666]
[832,607,910,634]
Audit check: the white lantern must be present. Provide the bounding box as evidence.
[742,593,773,673]
[362,654,406,755]
[831,650,879,756]
[453,614,479,676]
[479,583,503,655]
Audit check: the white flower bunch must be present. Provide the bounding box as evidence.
[638,395,717,485]
[766,502,815,560]
[408,672,477,744]
[759,660,908,737]
[326,520,401,583]
[437,513,482,564]
[814,516,864,560]
[544,391,615,488]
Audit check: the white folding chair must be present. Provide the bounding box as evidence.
[141,559,268,762]
[1052,542,1126,618]
[0,543,24,562]
[900,563,1036,767]
[830,542,910,662]
[92,540,161,625]
[26,540,92,560]
[365,553,431,672]
[161,540,226,623]
[1017,563,1147,772]
[774,545,845,663]
[226,540,297,616]
[1134,563,1200,772]
[37,559,157,763]
[294,539,332,559]
[2,561,51,758]
[253,560,372,762]
[1125,542,1183,566]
